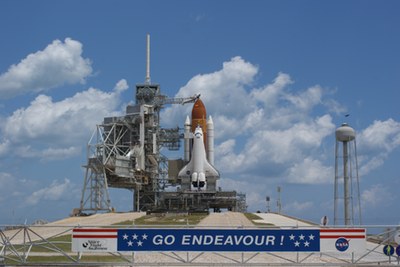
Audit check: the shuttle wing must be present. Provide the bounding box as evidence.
[178,157,219,177]
[203,160,219,177]
[178,159,193,177]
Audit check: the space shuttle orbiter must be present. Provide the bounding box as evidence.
[178,126,219,188]
[178,98,219,189]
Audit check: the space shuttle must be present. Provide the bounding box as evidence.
[178,98,219,189]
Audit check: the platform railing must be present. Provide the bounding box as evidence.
[1,224,399,266]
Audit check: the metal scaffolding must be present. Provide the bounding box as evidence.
[77,35,244,214]
[78,82,201,214]
[1,223,398,266]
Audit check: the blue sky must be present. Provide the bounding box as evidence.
[0,0,399,225]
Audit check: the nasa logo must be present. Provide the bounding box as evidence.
[335,238,349,252]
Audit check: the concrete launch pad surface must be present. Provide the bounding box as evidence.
[198,211,254,227]
[253,212,316,227]
[47,212,146,226]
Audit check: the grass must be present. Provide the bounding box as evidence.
[244,213,275,226]
[133,213,208,226]
[32,234,71,252]
[112,213,207,227]
[1,234,72,253]
[244,213,264,221]
[2,255,128,264]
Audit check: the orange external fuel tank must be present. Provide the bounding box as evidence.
[191,98,207,148]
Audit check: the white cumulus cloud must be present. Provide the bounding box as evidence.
[358,119,400,153]
[162,56,258,126]
[0,139,10,156]
[0,38,92,98]
[113,79,129,93]
[357,119,400,175]
[1,80,126,159]
[25,178,74,206]
[15,146,81,161]
[361,184,394,208]
[286,157,333,184]
[4,88,120,142]
[251,72,293,107]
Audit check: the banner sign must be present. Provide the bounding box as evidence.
[72,229,117,252]
[72,228,366,253]
[320,229,366,253]
[118,229,320,252]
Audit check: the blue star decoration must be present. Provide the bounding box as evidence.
[122,232,148,247]
[288,233,316,248]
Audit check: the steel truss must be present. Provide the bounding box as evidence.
[78,86,204,214]
[79,125,113,213]
[1,224,399,266]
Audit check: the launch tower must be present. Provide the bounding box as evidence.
[78,35,244,214]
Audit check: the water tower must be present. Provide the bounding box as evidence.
[334,123,362,225]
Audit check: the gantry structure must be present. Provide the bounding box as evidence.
[77,35,244,215]
[78,81,200,213]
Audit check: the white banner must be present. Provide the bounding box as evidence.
[320,228,366,253]
[72,228,117,252]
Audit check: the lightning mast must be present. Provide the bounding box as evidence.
[145,34,151,84]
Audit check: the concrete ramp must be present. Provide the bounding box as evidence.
[198,212,254,227]
[48,212,145,226]
[253,213,316,227]
[3,212,146,243]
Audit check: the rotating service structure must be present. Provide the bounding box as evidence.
[78,82,198,213]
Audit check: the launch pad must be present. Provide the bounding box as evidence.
[77,35,246,215]
[152,191,242,213]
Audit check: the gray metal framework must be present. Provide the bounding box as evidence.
[236,192,247,213]
[156,191,241,212]
[78,82,203,214]
[1,224,399,266]
[77,34,245,214]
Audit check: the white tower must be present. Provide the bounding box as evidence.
[145,34,151,84]
[334,123,362,225]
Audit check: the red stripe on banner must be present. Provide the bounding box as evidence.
[72,235,118,238]
[320,235,365,239]
[320,229,365,233]
[73,229,117,233]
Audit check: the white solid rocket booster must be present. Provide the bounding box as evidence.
[207,115,214,165]
[184,115,191,162]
